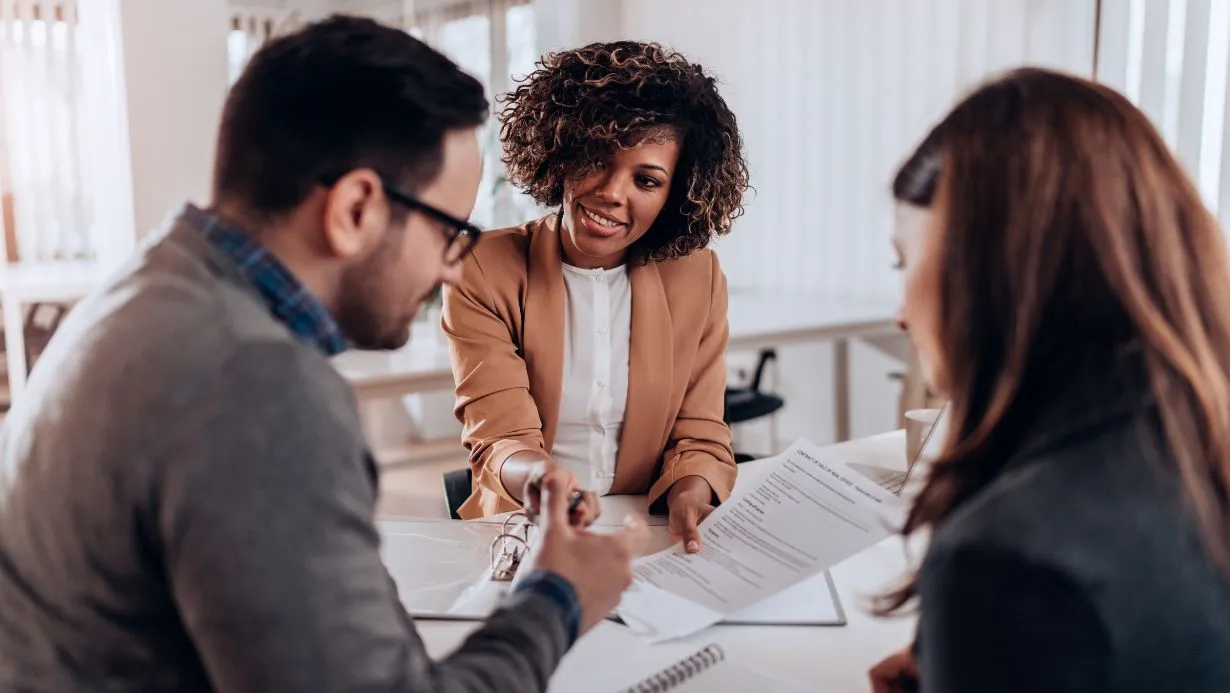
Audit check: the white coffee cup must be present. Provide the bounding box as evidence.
[905,408,942,465]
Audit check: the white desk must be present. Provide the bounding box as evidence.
[0,260,114,400]
[0,267,898,443]
[726,290,898,351]
[333,291,898,442]
[392,431,919,692]
[331,336,455,402]
[727,291,898,441]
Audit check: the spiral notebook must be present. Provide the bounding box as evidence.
[548,622,814,693]
[617,644,812,692]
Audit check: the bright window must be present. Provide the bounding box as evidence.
[0,0,93,261]
[410,0,541,229]
[1098,0,1230,224]
[226,1,540,229]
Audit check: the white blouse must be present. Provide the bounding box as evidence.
[551,262,633,495]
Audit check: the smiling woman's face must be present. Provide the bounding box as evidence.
[559,132,681,269]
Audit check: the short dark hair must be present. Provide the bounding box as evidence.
[499,41,749,262]
[212,15,488,217]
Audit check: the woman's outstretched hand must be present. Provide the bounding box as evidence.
[666,475,716,553]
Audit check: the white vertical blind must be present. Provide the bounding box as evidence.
[622,0,1096,301]
[411,0,536,228]
[223,0,536,228]
[227,6,301,84]
[0,0,93,261]
[1176,0,1211,170]
[1097,0,1230,224]
[1214,0,1230,219]
[75,0,134,267]
[1139,0,1175,130]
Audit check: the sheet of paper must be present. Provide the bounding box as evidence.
[549,622,819,693]
[379,519,505,618]
[548,621,696,692]
[666,662,820,693]
[723,571,844,625]
[617,439,907,641]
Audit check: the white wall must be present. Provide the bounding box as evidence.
[618,0,1097,445]
[534,0,623,54]
[113,0,231,241]
[622,0,1095,299]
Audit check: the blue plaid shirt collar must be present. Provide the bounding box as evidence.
[181,204,348,356]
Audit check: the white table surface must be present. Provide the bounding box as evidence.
[331,336,455,401]
[398,431,920,693]
[0,259,118,399]
[0,259,114,300]
[0,267,896,443]
[0,260,896,406]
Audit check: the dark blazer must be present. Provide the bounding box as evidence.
[916,354,1230,692]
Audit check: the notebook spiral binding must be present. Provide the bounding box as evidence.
[622,644,726,693]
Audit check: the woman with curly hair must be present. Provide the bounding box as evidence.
[442,41,749,549]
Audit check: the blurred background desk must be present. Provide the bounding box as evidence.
[330,290,897,454]
[0,260,114,401]
[0,278,898,471]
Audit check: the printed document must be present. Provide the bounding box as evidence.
[616,439,907,641]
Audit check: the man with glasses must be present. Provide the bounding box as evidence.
[0,16,646,693]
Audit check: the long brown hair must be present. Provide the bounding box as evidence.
[880,68,1230,614]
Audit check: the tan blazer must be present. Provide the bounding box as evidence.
[442,215,736,518]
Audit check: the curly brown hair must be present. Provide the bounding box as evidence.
[499,41,750,262]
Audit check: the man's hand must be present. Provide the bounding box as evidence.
[666,475,716,554]
[522,470,600,527]
[531,471,650,634]
[869,646,918,693]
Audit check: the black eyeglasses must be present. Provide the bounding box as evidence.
[381,182,482,264]
[318,173,481,264]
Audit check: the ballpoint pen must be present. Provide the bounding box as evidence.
[525,477,587,527]
[566,490,584,521]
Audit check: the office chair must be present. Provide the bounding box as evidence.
[442,467,473,520]
[724,349,784,463]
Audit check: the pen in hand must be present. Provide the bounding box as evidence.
[525,475,590,527]
[566,490,584,522]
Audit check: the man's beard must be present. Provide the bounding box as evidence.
[335,242,417,351]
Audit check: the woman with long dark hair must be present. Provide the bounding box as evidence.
[871,68,1230,692]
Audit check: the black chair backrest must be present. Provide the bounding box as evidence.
[749,349,777,392]
[442,468,473,520]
